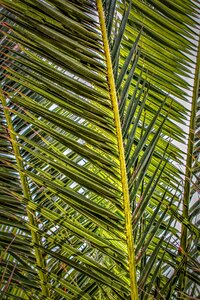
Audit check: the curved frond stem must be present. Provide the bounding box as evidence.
[179,33,200,296]
[0,95,49,297]
[96,1,138,299]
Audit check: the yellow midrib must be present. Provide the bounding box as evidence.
[1,95,49,297]
[96,1,138,299]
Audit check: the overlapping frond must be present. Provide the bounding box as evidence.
[180,38,200,298]
[0,0,200,299]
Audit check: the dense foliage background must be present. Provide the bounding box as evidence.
[0,0,199,299]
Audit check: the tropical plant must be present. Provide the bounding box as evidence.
[0,0,199,299]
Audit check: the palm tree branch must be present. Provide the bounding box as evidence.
[179,32,200,294]
[0,94,49,297]
[97,1,138,299]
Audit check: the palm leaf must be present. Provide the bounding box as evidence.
[178,34,200,298]
[0,0,200,299]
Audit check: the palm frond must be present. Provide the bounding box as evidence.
[0,0,200,299]
[179,34,200,298]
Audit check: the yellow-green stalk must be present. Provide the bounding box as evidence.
[96,1,138,299]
